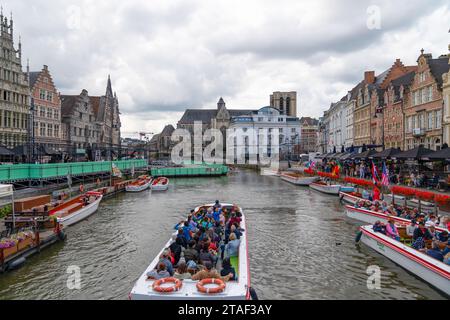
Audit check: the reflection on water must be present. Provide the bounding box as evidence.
[0,170,446,300]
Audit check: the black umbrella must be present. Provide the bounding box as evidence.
[370,148,402,159]
[0,146,14,156]
[393,145,434,160]
[352,149,378,160]
[421,148,450,161]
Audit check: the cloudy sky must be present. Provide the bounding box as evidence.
[4,0,449,138]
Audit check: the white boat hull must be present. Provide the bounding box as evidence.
[126,180,152,192]
[57,196,103,227]
[151,184,169,191]
[360,226,450,296]
[280,174,318,186]
[310,183,341,195]
[130,203,250,300]
[260,168,280,176]
[340,192,361,205]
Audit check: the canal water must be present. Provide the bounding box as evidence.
[0,169,447,300]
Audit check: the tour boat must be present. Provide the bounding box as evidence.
[359,225,450,296]
[309,181,341,195]
[126,176,153,192]
[129,203,251,300]
[260,168,280,176]
[280,172,318,186]
[151,177,170,191]
[345,205,448,232]
[49,191,103,227]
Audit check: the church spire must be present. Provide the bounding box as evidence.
[217,97,226,109]
[106,75,113,97]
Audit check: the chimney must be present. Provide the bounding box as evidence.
[364,71,375,84]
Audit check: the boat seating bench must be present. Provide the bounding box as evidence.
[54,203,84,217]
[230,256,239,278]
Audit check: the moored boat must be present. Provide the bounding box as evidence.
[151,177,169,191]
[126,176,153,192]
[309,181,341,195]
[339,191,364,205]
[345,205,448,232]
[49,191,103,227]
[280,172,318,186]
[359,225,450,296]
[129,202,250,300]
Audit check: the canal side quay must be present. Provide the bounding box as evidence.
[0,160,230,273]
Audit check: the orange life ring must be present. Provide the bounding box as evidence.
[196,278,226,294]
[152,277,183,293]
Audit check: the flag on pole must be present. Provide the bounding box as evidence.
[381,162,390,187]
[371,162,379,185]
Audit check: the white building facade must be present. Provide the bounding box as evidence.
[327,101,346,153]
[229,107,301,161]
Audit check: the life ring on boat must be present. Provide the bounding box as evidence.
[196,278,226,294]
[152,278,183,293]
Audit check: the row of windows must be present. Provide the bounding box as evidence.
[0,133,27,149]
[0,68,22,84]
[405,110,442,132]
[34,122,60,138]
[34,105,60,120]
[39,89,54,102]
[406,137,441,151]
[0,90,28,105]
[72,126,100,139]
[412,86,433,106]
[0,111,28,129]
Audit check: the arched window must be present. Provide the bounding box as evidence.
[286,97,291,115]
[279,97,284,114]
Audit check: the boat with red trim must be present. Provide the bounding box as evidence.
[309,181,342,195]
[126,176,153,192]
[359,225,450,296]
[49,191,103,227]
[151,177,170,191]
[129,203,251,300]
[346,205,448,233]
[280,172,318,186]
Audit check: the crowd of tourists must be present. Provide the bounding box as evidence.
[146,201,243,282]
[367,203,450,265]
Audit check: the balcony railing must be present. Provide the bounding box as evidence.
[412,128,426,137]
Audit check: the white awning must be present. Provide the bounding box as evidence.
[0,184,14,198]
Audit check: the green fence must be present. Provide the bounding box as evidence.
[0,159,148,182]
[151,164,228,177]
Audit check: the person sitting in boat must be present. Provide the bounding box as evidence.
[438,231,449,244]
[425,242,444,262]
[225,233,240,258]
[220,257,237,281]
[191,261,233,282]
[147,262,171,280]
[184,240,199,264]
[159,250,174,276]
[381,201,389,213]
[412,222,433,251]
[169,237,184,266]
[385,219,400,241]
[212,207,222,223]
[373,221,386,234]
[406,220,417,237]
[443,240,450,258]
[174,262,192,280]
[425,215,438,228]
[199,243,217,267]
